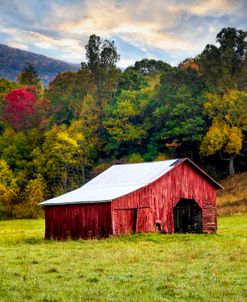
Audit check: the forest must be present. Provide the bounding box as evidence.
[0,27,247,219]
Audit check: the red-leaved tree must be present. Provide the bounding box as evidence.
[2,87,47,131]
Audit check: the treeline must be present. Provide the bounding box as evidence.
[0,27,247,219]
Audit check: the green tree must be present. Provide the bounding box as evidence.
[200,90,247,175]
[152,67,208,159]
[104,76,158,158]
[0,127,41,175]
[83,34,121,102]
[197,27,247,91]
[17,62,42,88]
[126,58,172,75]
[104,89,149,143]
[82,35,121,155]
[77,94,100,157]
[46,69,95,124]
[117,69,147,92]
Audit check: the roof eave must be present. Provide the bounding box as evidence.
[40,199,112,206]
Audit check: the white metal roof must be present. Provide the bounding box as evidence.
[40,159,179,206]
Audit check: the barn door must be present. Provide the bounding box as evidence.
[114,209,138,235]
[173,199,202,233]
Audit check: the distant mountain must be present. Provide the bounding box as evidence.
[0,44,80,86]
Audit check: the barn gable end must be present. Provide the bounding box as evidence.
[111,161,218,235]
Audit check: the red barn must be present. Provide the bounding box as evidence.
[40,158,223,239]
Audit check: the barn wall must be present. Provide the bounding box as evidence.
[112,162,217,234]
[45,203,112,239]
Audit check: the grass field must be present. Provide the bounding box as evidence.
[0,216,247,302]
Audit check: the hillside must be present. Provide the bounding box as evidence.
[217,172,247,216]
[0,44,80,85]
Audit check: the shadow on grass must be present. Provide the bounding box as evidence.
[23,238,44,244]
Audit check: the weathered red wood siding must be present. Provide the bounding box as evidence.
[112,161,217,234]
[45,203,112,239]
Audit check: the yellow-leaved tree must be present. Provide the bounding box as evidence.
[200,90,247,175]
[32,123,87,196]
[0,159,19,218]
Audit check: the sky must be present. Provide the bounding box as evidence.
[0,0,247,68]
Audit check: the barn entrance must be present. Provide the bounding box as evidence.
[114,208,138,235]
[173,199,202,233]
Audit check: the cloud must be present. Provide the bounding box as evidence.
[0,0,246,66]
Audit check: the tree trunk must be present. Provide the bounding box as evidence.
[229,155,235,176]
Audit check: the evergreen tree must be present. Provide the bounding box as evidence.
[17,63,41,86]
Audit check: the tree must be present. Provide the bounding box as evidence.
[78,94,100,157]
[17,63,41,86]
[179,58,199,71]
[83,34,120,102]
[85,35,120,71]
[126,59,172,75]
[197,27,247,91]
[152,67,208,159]
[14,177,46,218]
[2,88,36,130]
[104,89,149,143]
[104,76,158,158]
[32,123,89,196]
[1,88,47,131]
[82,35,121,155]
[46,70,95,124]
[0,159,19,218]
[200,90,247,175]
[0,78,20,102]
[128,153,144,163]
[117,69,147,92]
[0,78,20,132]
[0,127,41,169]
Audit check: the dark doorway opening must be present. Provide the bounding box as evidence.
[155,220,161,232]
[173,199,202,233]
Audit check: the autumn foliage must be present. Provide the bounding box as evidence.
[1,28,247,219]
[2,87,46,131]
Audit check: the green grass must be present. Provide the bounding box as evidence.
[0,216,247,302]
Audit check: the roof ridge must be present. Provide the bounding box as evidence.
[112,158,179,167]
